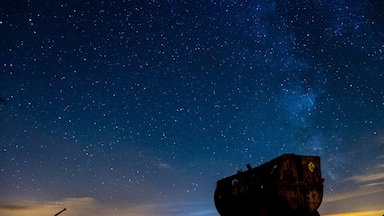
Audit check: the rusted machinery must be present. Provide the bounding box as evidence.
[214,154,323,216]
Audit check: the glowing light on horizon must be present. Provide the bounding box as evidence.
[323,210,384,216]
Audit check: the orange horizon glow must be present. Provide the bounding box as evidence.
[1,197,384,216]
[0,197,158,216]
[322,210,384,216]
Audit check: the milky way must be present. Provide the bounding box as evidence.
[1,1,384,215]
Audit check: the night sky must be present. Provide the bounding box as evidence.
[1,0,384,215]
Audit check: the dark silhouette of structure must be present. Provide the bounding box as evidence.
[54,208,66,216]
[214,154,324,216]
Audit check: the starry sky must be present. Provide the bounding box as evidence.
[1,0,384,215]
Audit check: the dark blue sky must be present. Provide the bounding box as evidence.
[1,1,384,215]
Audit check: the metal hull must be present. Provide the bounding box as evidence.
[214,154,323,216]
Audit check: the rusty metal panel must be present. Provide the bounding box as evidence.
[214,154,324,216]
